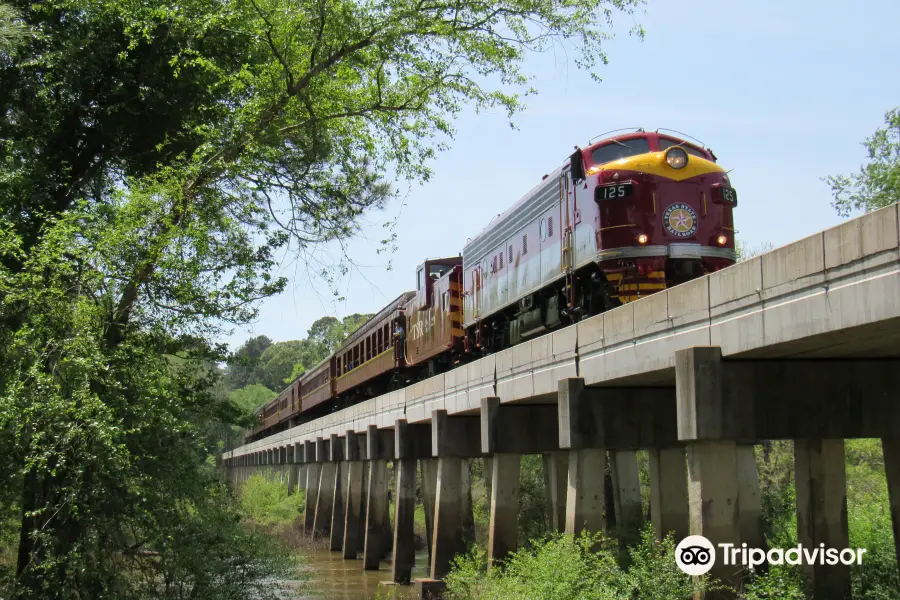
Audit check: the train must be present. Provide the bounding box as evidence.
[245,128,737,442]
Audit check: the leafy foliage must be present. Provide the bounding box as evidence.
[0,0,642,594]
[0,3,27,53]
[225,336,274,390]
[752,439,900,600]
[238,473,305,529]
[742,565,809,600]
[230,383,278,413]
[444,528,701,600]
[825,107,900,217]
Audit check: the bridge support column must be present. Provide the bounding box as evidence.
[358,455,369,555]
[461,459,475,546]
[313,438,335,538]
[342,431,365,559]
[737,444,765,553]
[609,450,643,549]
[392,457,416,583]
[392,419,429,584]
[543,451,568,533]
[431,455,465,579]
[676,347,741,597]
[480,397,558,566]
[648,446,688,543]
[565,448,607,536]
[329,434,346,552]
[364,459,389,569]
[303,441,319,533]
[429,409,480,580]
[364,425,394,570]
[488,452,520,568]
[882,438,900,581]
[795,438,850,600]
[558,377,677,541]
[421,458,438,566]
[286,445,298,495]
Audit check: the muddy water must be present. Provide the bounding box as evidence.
[294,550,428,600]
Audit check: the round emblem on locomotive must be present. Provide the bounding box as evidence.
[663,203,698,238]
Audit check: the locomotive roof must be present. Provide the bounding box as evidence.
[461,130,707,259]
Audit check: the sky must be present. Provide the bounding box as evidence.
[220,0,900,350]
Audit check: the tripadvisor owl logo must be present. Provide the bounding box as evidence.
[674,535,868,575]
[675,535,716,575]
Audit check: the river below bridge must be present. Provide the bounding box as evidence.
[292,549,428,600]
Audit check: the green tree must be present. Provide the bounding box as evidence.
[285,313,374,382]
[230,383,278,413]
[0,4,26,53]
[825,107,900,217]
[0,0,640,595]
[258,341,306,391]
[225,335,274,390]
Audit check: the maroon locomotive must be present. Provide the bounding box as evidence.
[246,128,737,441]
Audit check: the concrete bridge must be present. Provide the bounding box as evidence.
[222,202,900,599]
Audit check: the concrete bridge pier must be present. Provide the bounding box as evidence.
[558,379,675,542]
[736,444,765,553]
[312,437,335,538]
[421,458,438,566]
[294,442,309,493]
[428,409,479,581]
[286,444,298,494]
[281,446,289,484]
[795,438,850,599]
[480,397,558,568]
[329,433,346,551]
[364,425,394,570]
[392,418,429,584]
[609,450,643,549]
[342,430,366,559]
[303,440,319,533]
[542,451,568,533]
[676,348,744,596]
[647,446,689,543]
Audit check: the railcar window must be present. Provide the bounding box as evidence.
[429,264,451,278]
[591,138,650,165]
[658,138,709,159]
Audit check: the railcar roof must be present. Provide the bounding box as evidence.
[339,290,415,349]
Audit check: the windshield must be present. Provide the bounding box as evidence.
[590,138,651,165]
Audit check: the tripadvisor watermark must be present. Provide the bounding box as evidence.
[675,535,866,576]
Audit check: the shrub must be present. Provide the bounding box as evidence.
[444,527,703,600]
[846,440,899,600]
[741,565,808,600]
[238,473,305,528]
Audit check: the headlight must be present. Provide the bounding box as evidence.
[637,234,649,245]
[717,235,728,246]
[665,147,688,169]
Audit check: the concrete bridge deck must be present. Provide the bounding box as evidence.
[223,202,900,599]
